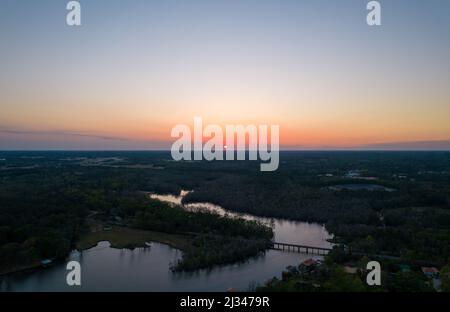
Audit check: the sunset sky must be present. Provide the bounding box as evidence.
[1,0,450,150]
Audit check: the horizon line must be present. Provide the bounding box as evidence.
[1,149,450,152]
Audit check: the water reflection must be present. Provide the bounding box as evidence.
[0,242,321,292]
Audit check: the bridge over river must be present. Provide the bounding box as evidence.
[271,242,332,255]
[272,242,439,267]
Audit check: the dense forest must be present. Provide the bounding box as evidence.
[0,152,272,273]
[257,249,450,292]
[181,152,450,264]
[1,151,450,276]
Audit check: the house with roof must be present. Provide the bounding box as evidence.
[421,267,439,279]
[343,266,358,274]
[299,258,319,273]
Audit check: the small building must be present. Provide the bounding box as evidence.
[343,266,358,274]
[40,259,53,267]
[299,258,319,273]
[345,170,361,178]
[421,267,439,279]
[399,264,411,273]
[301,258,318,267]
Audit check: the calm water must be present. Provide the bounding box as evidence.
[151,191,333,245]
[0,192,332,292]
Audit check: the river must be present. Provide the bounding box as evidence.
[0,191,332,292]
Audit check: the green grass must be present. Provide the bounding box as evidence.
[76,226,193,252]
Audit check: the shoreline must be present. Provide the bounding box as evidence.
[0,226,191,277]
[0,261,43,277]
[76,226,192,252]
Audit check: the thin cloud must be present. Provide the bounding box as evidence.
[281,140,450,151]
[361,140,450,150]
[0,127,130,141]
